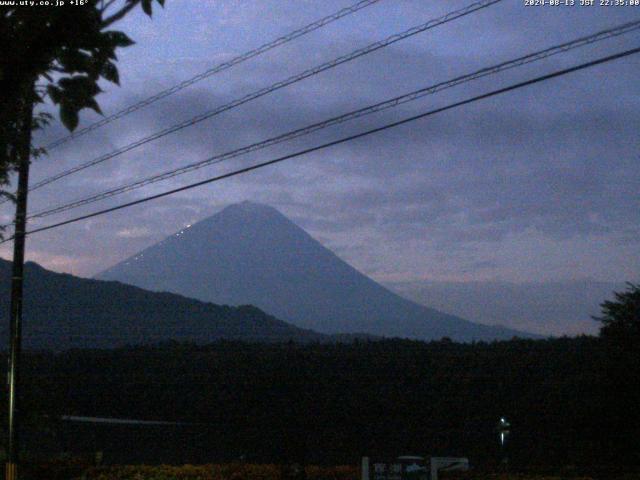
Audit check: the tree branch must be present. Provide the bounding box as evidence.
[100,0,118,14]
[102,0,139,28]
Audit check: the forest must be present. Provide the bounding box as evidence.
[1,332,637,470]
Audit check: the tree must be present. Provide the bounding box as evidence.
[0,0,165,212]
[593,283,640,464]
[594,282,640,344]
[1,3,166,476]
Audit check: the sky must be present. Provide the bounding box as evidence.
[1,0,639,334]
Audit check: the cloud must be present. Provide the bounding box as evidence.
[1,0,638,290]
[116,227,152,239]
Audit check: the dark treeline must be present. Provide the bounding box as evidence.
[1,336,638,468]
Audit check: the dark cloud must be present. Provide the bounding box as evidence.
[1,0,638,304]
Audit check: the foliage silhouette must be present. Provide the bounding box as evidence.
[0,0,165,226]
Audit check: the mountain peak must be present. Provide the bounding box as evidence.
[219,201,282,218]
[97,202,535,341]
[201,201,293,231]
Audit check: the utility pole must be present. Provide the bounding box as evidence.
[6,97,33,480]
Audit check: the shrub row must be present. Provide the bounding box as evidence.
[78,464,359,480]
[18,462,640,480]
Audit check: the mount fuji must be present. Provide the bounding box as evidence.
[97,202,534,341]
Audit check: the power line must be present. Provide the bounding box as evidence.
[41,0,384,151]
[2,45,636,244]
[0,0,383,209]
[24,0,502,194]
[23,19,640,222]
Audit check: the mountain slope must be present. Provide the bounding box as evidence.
[0,258,326,350]
[386,279,621,336]
[97,202,535,341]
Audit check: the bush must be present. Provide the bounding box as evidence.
[78,463,359,480]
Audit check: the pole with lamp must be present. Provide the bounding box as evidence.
[496,417,511,469]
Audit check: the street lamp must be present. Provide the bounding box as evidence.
[497,417,511,467]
